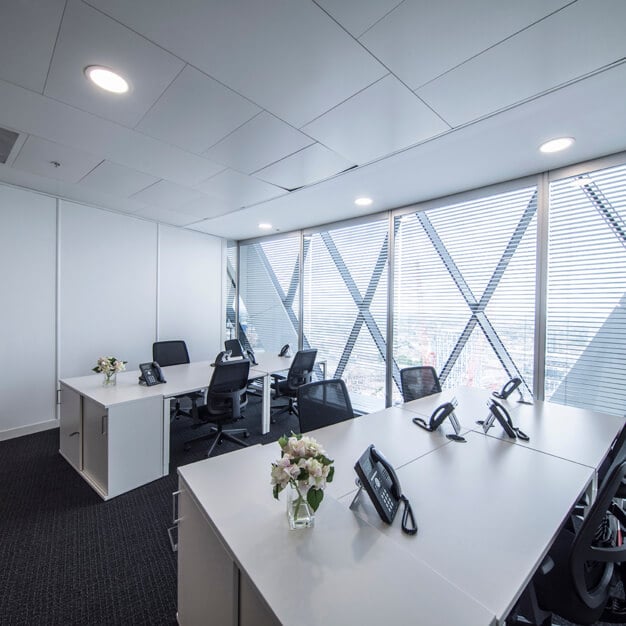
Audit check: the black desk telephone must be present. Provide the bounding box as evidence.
[479,399,530,441]
[493,377,533,404]
[354,445,417,535]
[139,362,166,386]
[246,348,258,365]
[412,398,466,442]
[278,344,291,357]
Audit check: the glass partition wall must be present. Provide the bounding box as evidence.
[234,154,626,418]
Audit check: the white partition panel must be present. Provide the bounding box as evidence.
[59,201,157,378]
[158,225,223,361]
[0,185,57,436]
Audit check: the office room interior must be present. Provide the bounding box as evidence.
[2,1,626,625]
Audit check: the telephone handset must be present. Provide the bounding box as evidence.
[139,362,166,386]
[211,350,231,366]
[412,398,466,442]
[480,399,530,441]
[353,445,417,535]
[246,348,258,366]
[493,377,533,404]
[278,344,292,357]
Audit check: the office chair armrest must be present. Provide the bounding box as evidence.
[585,543,626,562]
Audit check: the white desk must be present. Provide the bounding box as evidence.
[341,431,594,624]
[177,443,496,626]
[403,387,625,472]
[305,405,464,498]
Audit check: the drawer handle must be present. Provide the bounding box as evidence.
[172,490,182,524]
[101,415,107,435]
[69,431,79,437]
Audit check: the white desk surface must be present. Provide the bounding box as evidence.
[340,431,594,624]
[404,387,625,470]
[60,361,214,407]
[249,353,294,376]
[179,444,496,626]
[304,405,463,499]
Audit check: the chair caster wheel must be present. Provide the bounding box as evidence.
[244,432,250,438]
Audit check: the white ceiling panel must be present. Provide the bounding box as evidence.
[303,75,450,165]
[136,65,259,154]
[131,180,203,209]
[313,0,403,38]
[79,160,158,197]
[198,62,626,240]
[417,0,626,127]
[255,144,354,189]
[205,112,314,174]
[360,0,572,89]
[176,196,235,220]
[86,0,387,127]
[195,169,287,207]
[0,0,65,93]
[0,78,225,187]
[13,136,102,183]
[44,0,184,127]
[133,205,197,227]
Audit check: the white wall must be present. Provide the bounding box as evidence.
[0,185,57,436]
[59,201,158,377]
[0,183,224,440]
[158,225,223,361]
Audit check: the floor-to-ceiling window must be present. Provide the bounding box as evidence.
[545,162,626,416]
[225,240,237,342]
[239,235,300,355]
[392,185,538,402]
[303,218,389,412]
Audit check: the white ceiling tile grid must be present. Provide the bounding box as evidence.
[0,0,623,239]
[136,65,260,154]
[205,112,314,175]
[303,74,450,165]
[44,0,185,127]
[255,143,354,189]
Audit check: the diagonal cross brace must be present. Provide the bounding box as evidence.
[417,191,537,387]
[579,178,626,250]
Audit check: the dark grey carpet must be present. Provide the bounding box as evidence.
[1,396,623,625]
[0,396,299,626]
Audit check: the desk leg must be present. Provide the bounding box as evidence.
[262,373,271,435]
[162,398,171,476]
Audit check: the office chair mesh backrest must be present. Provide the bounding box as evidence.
[298,379,354,433]
[286,349,318,391]
[224,339,245,358]
[207,359,250,420]
[153,340,191,367]
[535,458,626,624]
[400,366,442,402]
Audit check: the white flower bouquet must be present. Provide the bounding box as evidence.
[92,356,127,375]
[271,433,334,514]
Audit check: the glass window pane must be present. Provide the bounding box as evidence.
[393,187,537,403]
[546,164,626,416]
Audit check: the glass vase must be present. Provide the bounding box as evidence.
[286,484,314,529]
[102,371,117,386]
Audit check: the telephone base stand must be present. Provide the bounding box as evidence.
[349,483,364,510]
[446,434,466,443]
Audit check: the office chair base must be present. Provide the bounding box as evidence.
[184,426,250,458]
[270,402,298,423]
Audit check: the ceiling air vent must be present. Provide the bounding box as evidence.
[0,127,19,164]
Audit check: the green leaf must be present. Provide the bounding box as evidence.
[307,488,324,512]
[326,466,335,483]
[319,455,334,466]
[278,435,288,449]
[273,484,280,500]
[91,367,99,373]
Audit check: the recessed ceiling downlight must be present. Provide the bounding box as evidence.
[84,66,129,94]
[355,197,373,207]
[539,137,574,154]
[258,223,272,230]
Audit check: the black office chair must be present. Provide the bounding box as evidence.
[297,379,355,433]
[184,358,251,458]
[400,366,442,402]
[153,340,204,421]
[224,339,245,357]
[532,458,626,625]
[271,349,318,422]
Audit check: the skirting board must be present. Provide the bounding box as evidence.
[0,419,58,441]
